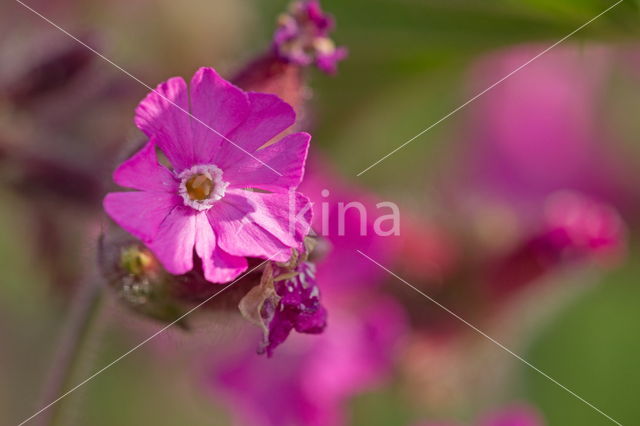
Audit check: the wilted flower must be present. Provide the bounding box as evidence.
[274,0,348,74]
[259,260,327,355]
[104,67,312,283]
[239,240,327,356]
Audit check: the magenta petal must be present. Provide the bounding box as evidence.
[112,138,178,192]
[189,67,250,165]
[194,213,248,283]
[147,206,197,275]
[217,93,296,168]
[208,247,249,283]
[238,190,312,246]
[210,190,311,262]
[134,77,193,170]
[209,208,291,263]
[225,132,310,192]
[103,191,179,242]
[220,189,311,247]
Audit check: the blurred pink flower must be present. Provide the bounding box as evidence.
[274,0,348,74]
[206,155,407,424]
[542,191,625,262]
[299,156,400,297]
[489,191,626,297]
[104,67,312,283]
[458,45,635,217]
[446,45,632,297]
[209,297,405,426]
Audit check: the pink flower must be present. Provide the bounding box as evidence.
[104,67,312,283]
[273,0,348,74]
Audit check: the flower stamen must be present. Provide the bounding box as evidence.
[178,164,229,211]
[186,174,214,201]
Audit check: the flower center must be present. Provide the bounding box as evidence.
[178,164,229,211]
[186,174,214,201]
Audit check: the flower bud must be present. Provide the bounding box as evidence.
[98,225,269,328]
[231,0,347,119]
[98,228,190,328]
[273,1,347,74]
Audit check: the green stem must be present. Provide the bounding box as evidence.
[35,278,104,426]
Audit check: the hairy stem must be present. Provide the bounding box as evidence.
[34,278,104,426]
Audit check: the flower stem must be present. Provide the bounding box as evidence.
[35,277,104,426]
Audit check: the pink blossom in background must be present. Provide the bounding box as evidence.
[206,156,408,424]
[487,191,626,297]
[299,155,400,297]
[542,191,626,263]
[104,67,312,283]
[209,297,405,426]
[457,45,635,218]
[444,45,633,297]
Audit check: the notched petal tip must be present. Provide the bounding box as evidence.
[134,76,189,131]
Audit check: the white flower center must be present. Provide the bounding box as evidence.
[178,164,229,211]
